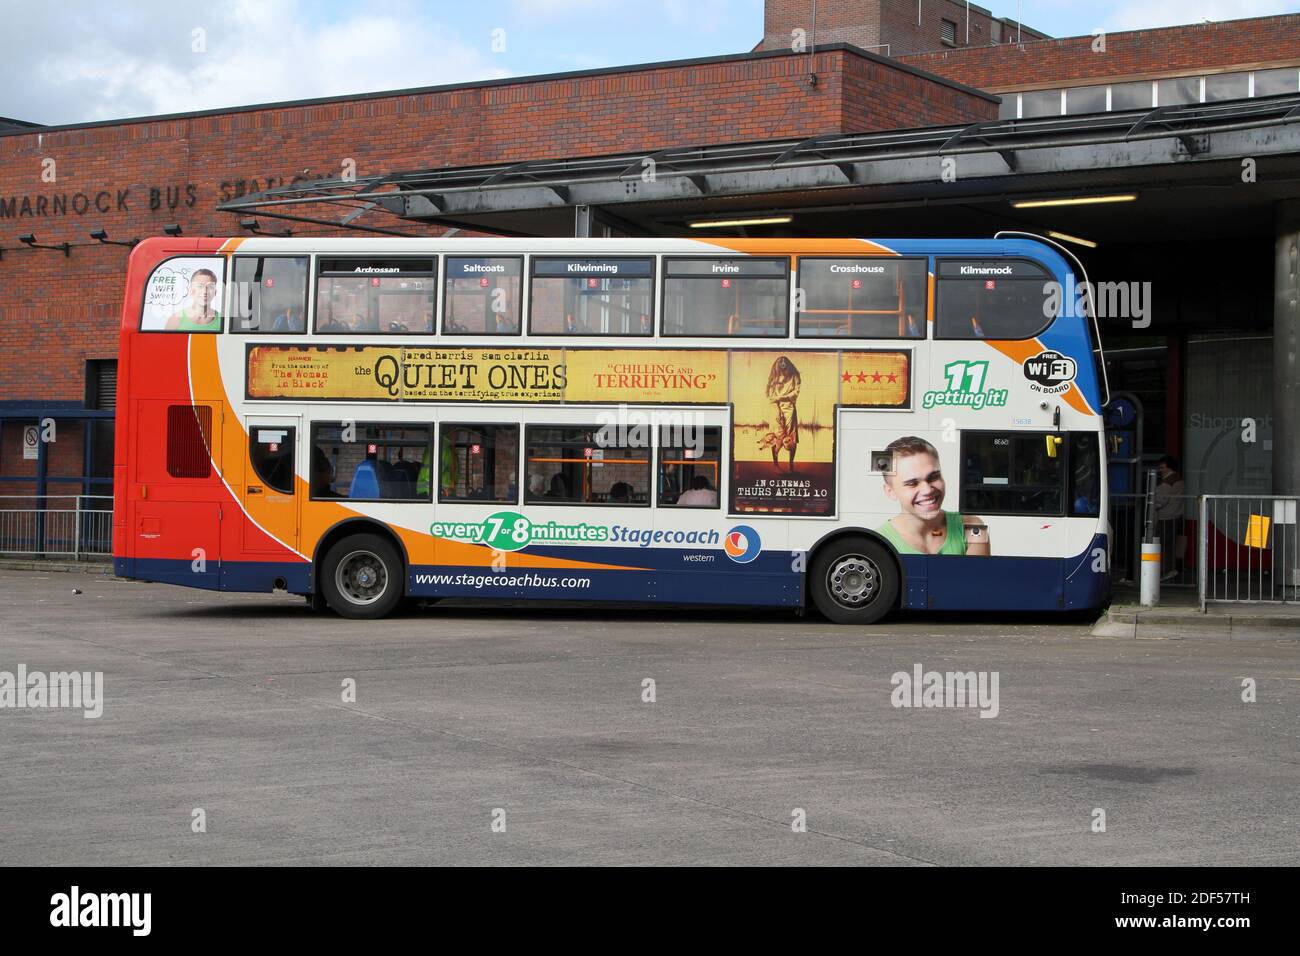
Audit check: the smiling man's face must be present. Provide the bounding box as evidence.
[884,452,945,519]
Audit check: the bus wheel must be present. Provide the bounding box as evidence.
[809,537,898,625]
[321,534,404,620]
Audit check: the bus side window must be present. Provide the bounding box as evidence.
[661,257,788,338]
[309,423,432,501]
[231,257,309,333]
[960,431,1064,515]
[438,424,519,503]
[935,259,1053,340]
[1069,432,1101,517]
[659,426,721,508]
[523,426,650,506]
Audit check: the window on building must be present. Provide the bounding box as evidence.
[940,19,957,45]
[249,426,296,495]
[1158,76,1200,106]
[935,259,1053,340]
[662,257,788,337]
[1255,67,1300,97]
[1204,71,1249,102]
[529,257,654,335]
[797,257,927,338]
[438,424,519,503]
[315,259,436,334]
[1021,89,1063,117]
[310,423,432,500]
[166,405,212,479]
[1110,81,1154,111]
[1065,85,1107,115]
[85,359,117,410]
[524,425,650,506]
[659,426,721,508]
[998,94,1018,119]
[961,431,1064,515]
[443,257,522,335]
[231,256,310,333]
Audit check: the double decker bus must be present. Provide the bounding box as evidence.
[113,234,1108,622]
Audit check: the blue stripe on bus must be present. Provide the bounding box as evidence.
[116,533,1107,613]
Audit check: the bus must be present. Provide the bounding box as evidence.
[113,235,1109,622]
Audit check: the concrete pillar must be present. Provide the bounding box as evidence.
[1275,200,1300,496]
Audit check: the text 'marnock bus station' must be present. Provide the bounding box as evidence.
[2,0,1300,508]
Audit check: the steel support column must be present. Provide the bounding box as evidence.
[1275,200,1300,496]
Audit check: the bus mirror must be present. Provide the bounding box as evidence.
[1045,435,1064,459]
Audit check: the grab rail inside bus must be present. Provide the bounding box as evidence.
[994,229,1111,409]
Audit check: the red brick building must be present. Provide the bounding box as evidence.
[3,0,1300,512]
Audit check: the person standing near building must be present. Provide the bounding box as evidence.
[1154,455,1186,581]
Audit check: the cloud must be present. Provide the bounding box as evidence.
[0,0,511,125]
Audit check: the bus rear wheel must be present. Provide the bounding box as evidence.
[321,533,404,620]
[809,536,899,625]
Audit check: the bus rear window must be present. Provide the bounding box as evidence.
[316,259,435,334]
[529,257,653,335]
[444,257,522,335]
[935,259,1052,340]
[662,257,788,337]
[797,257,927,338]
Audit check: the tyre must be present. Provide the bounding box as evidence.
[320,533,404,619]
[809,536,899,625]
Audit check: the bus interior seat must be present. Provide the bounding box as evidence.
[350,460,382,499]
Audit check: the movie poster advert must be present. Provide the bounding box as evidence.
[564,349,727,404]
[839,351,910,407]
[140,257,224,332]
[730,351,839,516]
[246,346,565,402]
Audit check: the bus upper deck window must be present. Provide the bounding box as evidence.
[529,257,653,336]
[935,259,1054,340]
[443,257,522,335]
[315,258,436,335]
[796,257,927,339]
[231,257,309,333]
[661,257,788,338]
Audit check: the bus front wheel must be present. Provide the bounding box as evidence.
[809,537,899,625]
[321,534,404,620]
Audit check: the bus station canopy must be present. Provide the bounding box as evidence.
[217,94,1300,242]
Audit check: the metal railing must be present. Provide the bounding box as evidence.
[0,495,113,560]
[1109,492,1198,588]
[1199,495,1300,608]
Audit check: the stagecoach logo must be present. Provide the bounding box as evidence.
[1022,350,1076,395]
[723,525,761,563]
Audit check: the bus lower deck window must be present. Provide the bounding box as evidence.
[524,425,650,506]
[310,423,432,500]
[659,426,721,508]
[438,424,519,503]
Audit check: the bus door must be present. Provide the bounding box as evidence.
[242,416,300,554]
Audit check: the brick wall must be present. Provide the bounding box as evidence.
[899,13,1300,91]
[761,0,1047,56]
[0,46,989,409]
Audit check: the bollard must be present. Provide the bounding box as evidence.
[1140,539,1161,607]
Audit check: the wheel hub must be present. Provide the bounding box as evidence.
[827,554,879,608]
[335,550,388,606]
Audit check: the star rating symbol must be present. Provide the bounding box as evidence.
[887,372,898,383]
[856,370,868,383]
[871,371,883,383]
[841,371,852,383]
